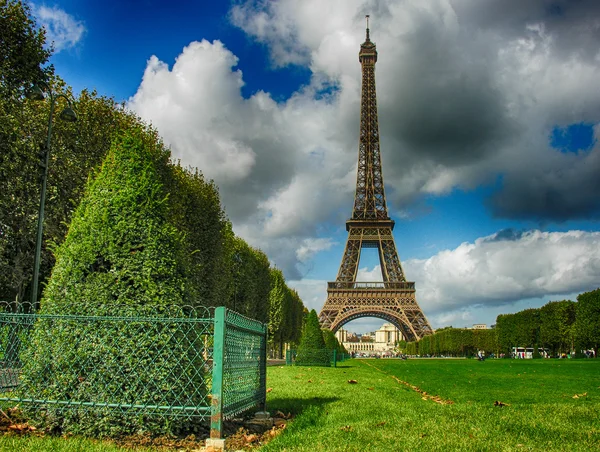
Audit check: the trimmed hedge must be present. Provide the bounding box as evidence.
[296,310,330,366]
[18,130,205,436]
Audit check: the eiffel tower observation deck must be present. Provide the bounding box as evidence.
[319,17,433,341]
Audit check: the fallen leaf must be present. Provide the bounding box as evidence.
[377,421,386,427]
[244,433,258,443]
[494,401,510,407]
[348,380,358,384]
[307,379,312,383]
[340,425,352,432]
[367,387,374,390]
[266,388,273,393]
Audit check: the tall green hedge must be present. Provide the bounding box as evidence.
[18,130,204,436]
[295,310,330,366]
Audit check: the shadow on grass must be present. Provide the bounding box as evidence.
[267,396,339,421]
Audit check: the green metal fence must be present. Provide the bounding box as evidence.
[286,349,350,367]
[0,302,266,439]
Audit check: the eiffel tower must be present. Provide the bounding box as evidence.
[319,17,433,341]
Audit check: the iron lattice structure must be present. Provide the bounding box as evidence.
[319,19,433,341]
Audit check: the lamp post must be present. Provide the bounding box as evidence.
[27,83,77,309]
[233,252,242,312]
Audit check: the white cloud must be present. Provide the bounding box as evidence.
[291,229,600,331]
[33,4,85,52]
[231,0,600,219]
[127,39,355,278]
[405,229,600,314]
[128,0,600,293]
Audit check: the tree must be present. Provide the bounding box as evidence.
[539,300,576,356]
[0,0,53,99]
[296,310,329,366]
[322,328,345,354]
[1,83,155,306]
[18,130,206,436]
[575,289,600,357]
[268,268,286,357]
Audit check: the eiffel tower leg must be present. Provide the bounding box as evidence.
[379,238,405,284]
[335,232,362,282]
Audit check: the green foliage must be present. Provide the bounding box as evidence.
[322,329,345,354]
[575,288,600,353]
[228,238,270,321]
[18,131,204,436]
[0,0,53,99]
[539,300,576,355]
[296,310,329,366]
[404,328,498,357]
[267,269,305,357]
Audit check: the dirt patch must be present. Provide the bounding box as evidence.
[0,406,291,451]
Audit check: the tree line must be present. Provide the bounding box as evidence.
[399,328,498,357]
[0,0,306,354]
[399,289,600,357]
[496,289,599,357]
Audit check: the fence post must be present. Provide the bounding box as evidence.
[210,307,226,440]
[260,323,268,412]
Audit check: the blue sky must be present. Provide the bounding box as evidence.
[31,0,600,333]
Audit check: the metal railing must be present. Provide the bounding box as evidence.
[327,281,415,290]
[0,302,266,439]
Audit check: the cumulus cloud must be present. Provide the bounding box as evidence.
[129,0,600,286]
[128,39,356,278]
[231,0,600,219]
[405,229,600,314]
[32,4,85,52]
[291,229,600,330]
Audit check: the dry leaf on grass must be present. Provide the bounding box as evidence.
[494,401,510,407]
[340,425,352,432]
[347,379,358,384]
[244,433,259,443]
[266,388,273,393]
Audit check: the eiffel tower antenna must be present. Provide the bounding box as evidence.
[319,18,433,341]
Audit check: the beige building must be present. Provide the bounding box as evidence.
[337,323,403,354]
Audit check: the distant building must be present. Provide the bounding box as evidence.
[471,324,488,330]
[336,323,403,354]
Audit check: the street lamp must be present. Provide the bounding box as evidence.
[26,83,77,309]
[233,252,242,312]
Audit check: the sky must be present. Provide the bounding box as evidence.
[31,0,600,333]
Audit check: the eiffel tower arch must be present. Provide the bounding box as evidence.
[319,17,433,342]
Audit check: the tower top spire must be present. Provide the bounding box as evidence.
[359,15,377,63]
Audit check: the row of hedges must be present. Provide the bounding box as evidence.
[496,290,599,356]
[399,328,498,357]
[400,289,600,357]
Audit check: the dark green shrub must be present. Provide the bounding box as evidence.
[295,310,329,367]
[18,130,206,437]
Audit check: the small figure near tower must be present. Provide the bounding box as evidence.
[319,17,433,341]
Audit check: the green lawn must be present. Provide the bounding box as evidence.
[1,358,598,451]
[262,358,600,451]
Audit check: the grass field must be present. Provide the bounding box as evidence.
[262,358,600,451]
[1,358,599,451]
